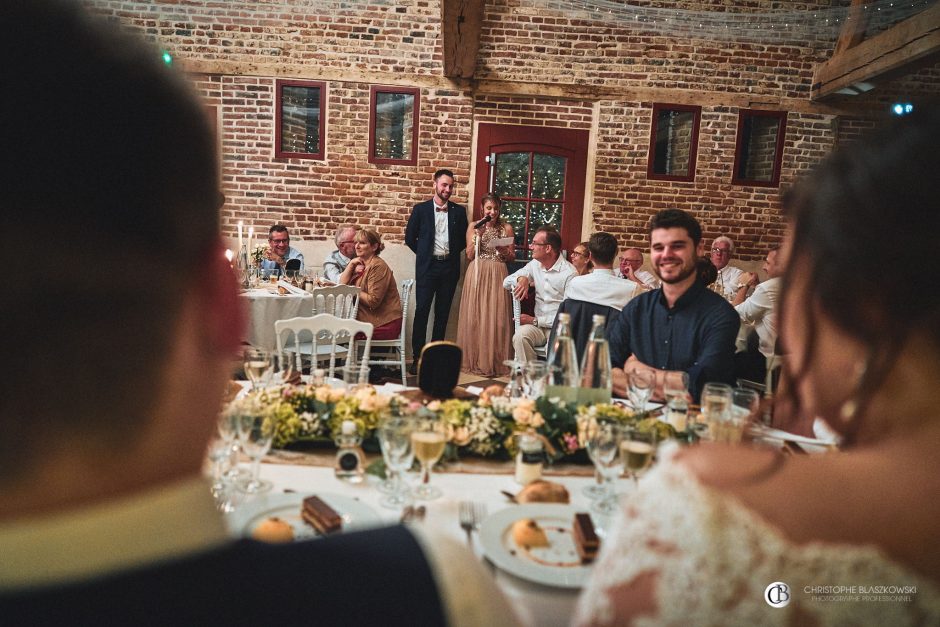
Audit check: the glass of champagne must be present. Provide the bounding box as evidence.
[586,421,624,515]
[627,368,654,413]
[411,417,447,500]
[243,347,272,391]
[234,399,276,494]
[378,416,415,509]
[621,427,657,487]
[702,382,733,442]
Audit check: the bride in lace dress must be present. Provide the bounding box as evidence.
[574,112,940,626]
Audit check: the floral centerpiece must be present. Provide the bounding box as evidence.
[250,245,266,268]
[227,383,677,462]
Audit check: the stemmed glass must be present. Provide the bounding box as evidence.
[272,350,299,386]
[243,348,273,391]
[577,414,606,499]
[234,399,275,494]
[702,382,733,442]
[586,421,624,515]
[621,427,657,487]
[627,369,654,413]
[523,361,551,399]
[663,371,691,432]
[411,417,447,500]
[729,387,761,444]
[502,360,525,399]
[377,416,416,509]
[206,438,239,513]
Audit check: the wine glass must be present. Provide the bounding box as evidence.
[523,361,551,399]
[218,408,247,483]
[627,368,654,413]
[502,360,525,399]
[702,382,733,442]
[411,417,447,500]
[378,416,415,509]
[663,371,691,432]
[206,438,239,513]
[577,414,606,499]
[234,399,275,494]
[340,364,370,392]
[243,347,272,391]
[586,421,624,515]
[729,387,761,444]
[272,350,299,386]
[621,427,657,487]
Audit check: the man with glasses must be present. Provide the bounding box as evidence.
[261,224,304,277]
[503,226,576,363]
[709,235,744,299]
[616,247,659,290]
[322,223,360,284]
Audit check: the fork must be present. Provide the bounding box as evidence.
[458,501,487,548]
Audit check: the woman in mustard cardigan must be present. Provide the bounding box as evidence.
[339,228,402,339]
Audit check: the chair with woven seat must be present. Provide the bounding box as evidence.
[275,313,373,379]
[363,279,415,385]
[510,292,548,360]
[310,285,360,319]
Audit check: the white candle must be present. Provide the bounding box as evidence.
[248,226,254,256]
[237,220,244,251]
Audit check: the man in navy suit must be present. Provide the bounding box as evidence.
[405,170,469,373]
[0,4,515,626]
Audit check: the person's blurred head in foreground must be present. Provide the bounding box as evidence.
[0,0,243,512]
[779,109,940,448]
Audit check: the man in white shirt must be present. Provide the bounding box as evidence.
[732,246,785,382]
[710,235,744,299]
[616,247,660,290]
[565,232,638,310]
[321,223,359,283]
[503,226,576,362]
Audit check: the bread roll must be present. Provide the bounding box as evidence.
[515,479,570,504]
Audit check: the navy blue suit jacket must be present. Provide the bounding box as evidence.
[0,525,446,627]
[405,199,468,279]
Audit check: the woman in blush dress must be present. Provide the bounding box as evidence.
[455,193,515,377]
[575,112,940,626]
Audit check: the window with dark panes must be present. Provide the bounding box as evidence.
[369,86,419,166]
[493,152,567,261]
[275,80,326,160]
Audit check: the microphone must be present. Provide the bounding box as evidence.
[474,215,492,229]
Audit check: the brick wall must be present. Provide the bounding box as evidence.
[86,0,940,260]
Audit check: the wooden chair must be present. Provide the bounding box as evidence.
[275,313,373,378]
[311,285,360,319]
[363,279,415,385]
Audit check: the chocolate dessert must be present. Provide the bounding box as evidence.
[573,512,600,563]
[301,495,343,535]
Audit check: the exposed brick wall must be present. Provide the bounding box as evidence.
[85,0,940,260]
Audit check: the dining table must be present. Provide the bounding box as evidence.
[241,285,313,351]
[226,455,607,627]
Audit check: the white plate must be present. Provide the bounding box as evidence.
[227,492,382,541]
[479,504,604,589]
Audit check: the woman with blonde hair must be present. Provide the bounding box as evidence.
[339,228,402,340]
[456,193,515,376]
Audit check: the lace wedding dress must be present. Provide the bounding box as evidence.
[573,444,940,626]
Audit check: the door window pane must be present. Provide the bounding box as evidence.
[530,202,562,234]
[494,152,529,198]
[531,154,566,199]
[501,200,528,253]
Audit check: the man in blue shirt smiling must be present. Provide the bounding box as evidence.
[607,209,739,401]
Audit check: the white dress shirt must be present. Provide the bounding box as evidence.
[564,268,639,311]
[615,268,659,289]
[503,255,577,328]
[433,202,449,256]
[714,265,744,299]
[321,249,351,283]
[735,276,779,357]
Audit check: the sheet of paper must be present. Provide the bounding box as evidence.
[485,236,515,250]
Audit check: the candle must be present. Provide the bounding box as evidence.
[248,226,254,258]
[237,220,244,251]
[224,249,234,265]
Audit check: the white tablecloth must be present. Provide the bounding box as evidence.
[237,462,610,627]
[242,288,313,350]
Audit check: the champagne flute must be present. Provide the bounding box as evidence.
[702,382,733,442]
[411,417,447,500]
[378,416,415,509]
[586,421,624,515]
[621,427,657,487]
[577,414,606,499]
[243,347,273,391]
[234,399,275,494]
[627,368,654,413]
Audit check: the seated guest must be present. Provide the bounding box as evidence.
[503,226,576,363]
[709,234,744,299]
[322,223,359,284]
[606,209,738,401]
[261,224,304,276]
[616,247,659,289]
[577,111,940,627]
[564,232,638,311]
[732,246,785,383]
[569,241,593,276]
[696,256,718,287]
[0,5,516,627]
[340,229,402,340]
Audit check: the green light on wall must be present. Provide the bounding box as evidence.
[161,50,173,66]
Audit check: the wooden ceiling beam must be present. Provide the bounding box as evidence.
[812,3,940,101]
[441,0,486,79]
[832,0,870,56]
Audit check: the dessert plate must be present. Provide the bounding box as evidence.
[479,504,603,588]
[227,492,381,541]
